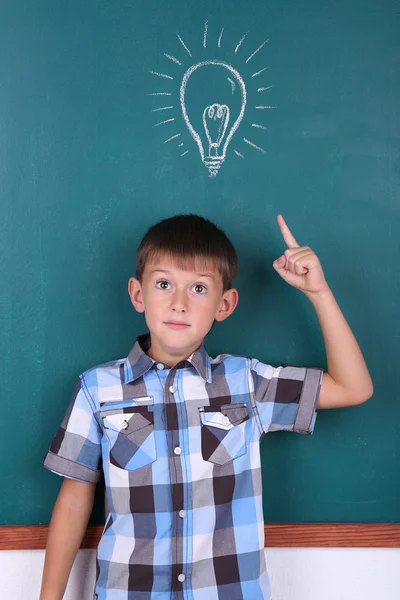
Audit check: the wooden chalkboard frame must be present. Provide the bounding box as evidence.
[1,524,400,549]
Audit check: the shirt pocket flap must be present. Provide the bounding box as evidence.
[102,409,154,434]
[200,404,249,430]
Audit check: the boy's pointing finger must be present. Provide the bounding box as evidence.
[277,214,300,249]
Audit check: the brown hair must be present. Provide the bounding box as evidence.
[136,214,238,292]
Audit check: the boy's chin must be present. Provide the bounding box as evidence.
[155,328,205,348]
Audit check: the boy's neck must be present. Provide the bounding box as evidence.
[146,336,203,368]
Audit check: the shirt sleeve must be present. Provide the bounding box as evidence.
[249,358,324,437]
[42,375,103,483]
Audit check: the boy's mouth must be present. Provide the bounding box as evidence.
[164,321,191,329]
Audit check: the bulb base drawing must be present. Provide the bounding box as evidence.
[204,156,224,177]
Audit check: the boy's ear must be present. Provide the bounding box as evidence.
[128,277,145,313]
[214,288,239,323]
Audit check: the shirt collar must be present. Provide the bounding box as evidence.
[123,333,212,384]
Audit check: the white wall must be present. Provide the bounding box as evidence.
[1,548,399,600]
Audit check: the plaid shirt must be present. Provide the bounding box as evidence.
[43,333,323,600]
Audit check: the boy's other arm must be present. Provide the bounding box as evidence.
[305,286,373,408]
[272,214,373,408]
[39,478,96,600]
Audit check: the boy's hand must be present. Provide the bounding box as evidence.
[272,214,329,295]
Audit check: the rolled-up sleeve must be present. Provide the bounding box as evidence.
[43,375,103,483]
[249,359,324,437]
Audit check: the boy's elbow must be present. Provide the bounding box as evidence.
[353,382,374,405]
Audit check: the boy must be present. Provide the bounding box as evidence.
[40,213,373,600]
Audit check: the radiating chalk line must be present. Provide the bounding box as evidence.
[218,27,224,48]
[154,118,175,127]
[181,150,189,156]
[257,85,274,92]
[164,53,181,65]
[255,105,277,109]
[176,33,192,57]
[252,66,270,78]
[164,133,181,143]
[246,39,269,63]
[178,143,184,147]
[203,21,208,48]
[235,32,248,54]
[150,71,173,80]
[234,149,244,158]
[152,106,173,112]
[243,137,266,153]
[148,92,172,96]
[252,123,267,130]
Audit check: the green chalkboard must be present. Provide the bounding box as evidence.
[1,0,399,526]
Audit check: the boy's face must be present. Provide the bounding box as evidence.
[128,254,238,364]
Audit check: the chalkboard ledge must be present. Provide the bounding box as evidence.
[1,524,400,550]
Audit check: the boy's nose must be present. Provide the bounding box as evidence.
[171,291,188,312]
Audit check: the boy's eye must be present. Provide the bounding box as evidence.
[193,284,207,294]
[156,280,171,290]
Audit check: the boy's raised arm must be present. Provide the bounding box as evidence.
[39,478,96,600]
[272,214,373,409]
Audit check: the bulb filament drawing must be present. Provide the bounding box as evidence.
[203,104,230,176]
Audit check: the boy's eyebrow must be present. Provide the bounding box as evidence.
[149,268,216,279]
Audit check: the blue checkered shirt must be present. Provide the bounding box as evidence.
[43,333,323,600]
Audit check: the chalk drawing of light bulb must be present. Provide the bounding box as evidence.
[149,22,276,176]
[180,61,246,177]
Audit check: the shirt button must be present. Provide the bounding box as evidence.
[169,385,176,394]
[174,446,182,455]
[178,573,185,582]
[222,416,230,424]
[121,420,129,430]
[179,510,186,518]
[156,363,164,370]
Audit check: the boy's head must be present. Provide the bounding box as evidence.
[128,214,239,362]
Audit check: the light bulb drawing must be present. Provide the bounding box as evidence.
[180,61,246,177]
[149,22,276,176]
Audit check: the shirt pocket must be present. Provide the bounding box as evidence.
[198,403,249,465]
[100,400,156,472]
